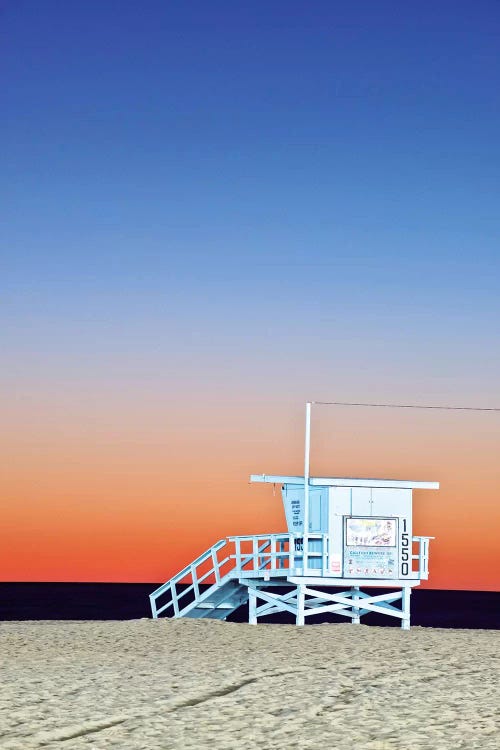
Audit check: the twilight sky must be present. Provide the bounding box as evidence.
[2,1,500,589]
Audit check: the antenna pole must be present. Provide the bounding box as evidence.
[304,402,311,537]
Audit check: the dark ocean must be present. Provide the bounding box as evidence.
[0,584,498,628]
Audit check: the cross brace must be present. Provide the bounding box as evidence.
[245,582,413,629]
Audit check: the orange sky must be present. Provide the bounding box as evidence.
[3,0,500,597]
[1,398,499,590]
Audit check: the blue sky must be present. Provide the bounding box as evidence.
[2,1,500,405]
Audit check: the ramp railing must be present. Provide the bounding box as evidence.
[150,537,278,618]
[150,539,230,618]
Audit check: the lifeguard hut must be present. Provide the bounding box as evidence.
[150,407,438,629]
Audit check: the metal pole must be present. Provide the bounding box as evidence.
[304,402,311,559]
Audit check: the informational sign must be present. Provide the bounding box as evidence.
[343,548,396,578]
[330,553,342,574]
[283,489,304,532]
[345,517,396,547]
[343,517,398,578]
[289,498,303,529]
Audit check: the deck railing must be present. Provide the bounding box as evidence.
[229,533,329,577]
[150,533,434,618]
[412,536,434,580]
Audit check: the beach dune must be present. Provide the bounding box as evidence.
[1,619,498,749]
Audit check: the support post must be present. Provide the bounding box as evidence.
[296,584,305,626]
[402,586,411,630]
[249,588,257,625]
[351,586,360,624]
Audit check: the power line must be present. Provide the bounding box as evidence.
[312,401,500,412]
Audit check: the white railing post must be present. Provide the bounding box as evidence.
[271,536,276,571]
[279,539,285,569]
[253,537,258,572]
[149,594,158,619]
[235,537,241,573]
[191,564,199,600]
[424,538,429,578]
[211,548,221,585]
[171,582,179,617]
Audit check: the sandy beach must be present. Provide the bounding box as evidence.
[1,619,498,749]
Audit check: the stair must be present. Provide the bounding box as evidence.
[150,539,249,621]
[149,532,311,621]
[185,580,249,619]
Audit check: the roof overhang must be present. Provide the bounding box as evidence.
[250,474,439,490]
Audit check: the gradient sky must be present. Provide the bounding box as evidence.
[2,1,500,590]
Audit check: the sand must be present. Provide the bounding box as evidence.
[1,619,498,750]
